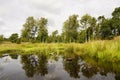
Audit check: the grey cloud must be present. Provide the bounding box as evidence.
[0,0,120,37]
[0,20,5,25]
[33,4,61,15]
[28,0,62,15]
[48,18,55,26]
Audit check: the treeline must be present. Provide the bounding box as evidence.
[0,7,120,43]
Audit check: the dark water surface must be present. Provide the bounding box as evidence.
[0,54,120,80]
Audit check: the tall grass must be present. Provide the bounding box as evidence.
[77,36,120,62]
[0,36,120,62]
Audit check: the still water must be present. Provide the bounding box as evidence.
[0,53,120,80]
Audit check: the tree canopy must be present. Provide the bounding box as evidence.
[1,7,120,43]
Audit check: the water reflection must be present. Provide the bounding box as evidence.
[0,53,120,80]
[81,64,98,78]
[63,55,98,78]
[21,54,35,77]
[37,54,48,76]
[21,54,48,77]
[98,61,120,80]
[63,55,80,78]
[10,54,18,59]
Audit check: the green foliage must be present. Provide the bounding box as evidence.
[100,19,113,39]
[0,35,4,43]
[112,7,120,19]
[16,38,21,44]
[2,7,120,43]
[62,14,79,43]
[77,30,86,43]
[51,30,58,42]
[21,16,36,42]
[21,17,48,43]
[20,7,120,43]
[112,7,120,35]
[37,17,48,43]
[80,14,97,42]
[9,33,19,43]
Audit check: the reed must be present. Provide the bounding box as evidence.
[0,36,120,62]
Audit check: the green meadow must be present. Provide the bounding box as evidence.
[0,36,120,62]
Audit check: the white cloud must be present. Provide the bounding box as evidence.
[0,0,120,37]
[0,18,5,25]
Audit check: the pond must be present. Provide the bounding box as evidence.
[0,53,120,80]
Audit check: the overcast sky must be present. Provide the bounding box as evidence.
[0,0,120,37]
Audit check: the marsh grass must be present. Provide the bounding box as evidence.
[78,36,120,62]
[0,36,120,62]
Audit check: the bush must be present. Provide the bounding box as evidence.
[16,38,21,44]
[9,33,18,43]
[0,35,4,43]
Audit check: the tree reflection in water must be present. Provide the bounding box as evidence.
[19,53,120,79]
[97,61,120,80]
[81,64,98,78]
[9,54,18,59]
[21,54,35,77]
[63,55,80,78]
[36,54,48,76]
[21,54,48,77]
[63,55,98,79]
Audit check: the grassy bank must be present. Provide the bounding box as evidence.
[0,36,120,62]
[76,36,120,62]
